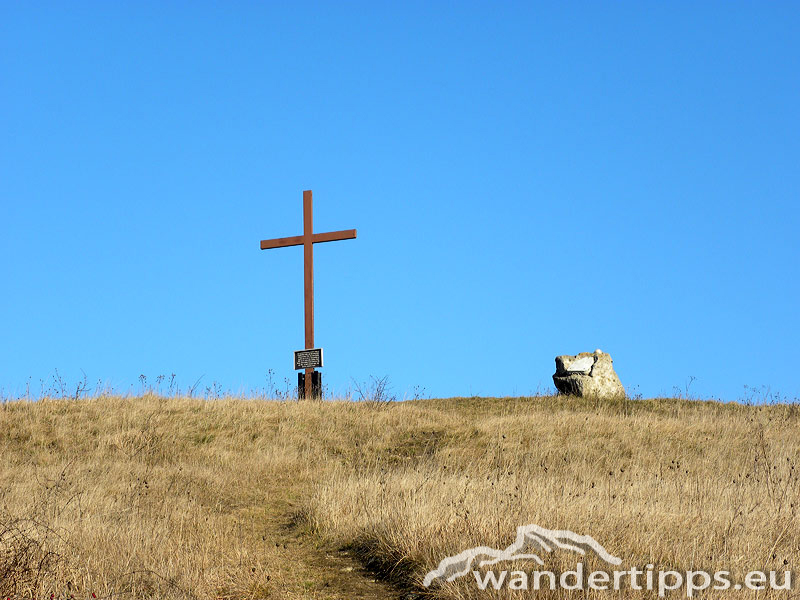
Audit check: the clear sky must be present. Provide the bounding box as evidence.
[2,2,798,402]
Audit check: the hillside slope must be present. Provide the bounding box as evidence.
[1,395,798,599]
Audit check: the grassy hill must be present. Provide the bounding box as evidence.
[1,395,798,599]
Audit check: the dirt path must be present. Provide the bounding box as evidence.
[250,481,406,600]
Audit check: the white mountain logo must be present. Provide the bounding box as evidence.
[422,523,622,587]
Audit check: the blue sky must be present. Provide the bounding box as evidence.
[2,2,798,402]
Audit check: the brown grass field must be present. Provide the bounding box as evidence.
[1,395,798,599]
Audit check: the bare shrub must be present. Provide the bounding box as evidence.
[0,512,60,597]
[352,375,396,408]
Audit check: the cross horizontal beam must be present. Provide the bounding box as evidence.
[260,229,357,250]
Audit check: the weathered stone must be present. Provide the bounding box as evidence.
[566,356,594,373]
[552,349,625,399]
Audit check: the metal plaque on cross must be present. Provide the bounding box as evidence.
[294,348,323,370]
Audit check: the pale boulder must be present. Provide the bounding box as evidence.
[552,349,625,399]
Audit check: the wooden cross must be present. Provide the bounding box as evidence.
[259,190,356,399]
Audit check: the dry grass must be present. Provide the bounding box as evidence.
[1,395,798,599]
[310,397,800,598]
[0,396,383,599]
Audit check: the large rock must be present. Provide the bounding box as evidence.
[552,349,625,399]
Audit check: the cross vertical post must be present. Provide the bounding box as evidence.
[303,190,314,399]
[259,190,357,400]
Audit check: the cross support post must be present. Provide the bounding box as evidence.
[303,191,314,399]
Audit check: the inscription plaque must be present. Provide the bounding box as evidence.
[294,348,323,370]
